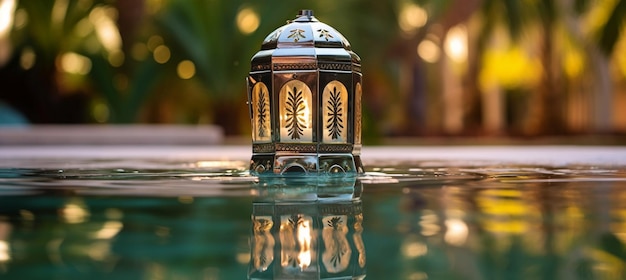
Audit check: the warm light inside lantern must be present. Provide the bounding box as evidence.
[252,82,271,142]
[279,80,313,142]
[322,81,348,143]
[297,219,312,269]
[280,214,314,271]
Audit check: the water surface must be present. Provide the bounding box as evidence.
[0,157,625,279]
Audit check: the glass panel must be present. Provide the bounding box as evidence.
[322,81,348,143]
[252,82,271,142]
[355,82,362,145]
[279,80,313,142]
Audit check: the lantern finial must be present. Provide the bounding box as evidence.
[298,9,314,17]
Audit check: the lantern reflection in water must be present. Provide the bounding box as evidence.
[249,178,366,279]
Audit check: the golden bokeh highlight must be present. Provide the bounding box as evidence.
[147,35,164,51]
[0,0,16,38]
[92,101,110,123]
[153,45,171,64]
[19,47,35,70]
[444,25,468,63]
[236,7,260,35]
[59,52,92,75]
[417,39,440,63]
[89,5,122,53]
[398,3,427,35]
[177,60,196,79]
[13,7,27,30]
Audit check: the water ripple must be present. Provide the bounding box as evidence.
[0,159,625,197]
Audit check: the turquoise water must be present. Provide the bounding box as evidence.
[1,159,626,279]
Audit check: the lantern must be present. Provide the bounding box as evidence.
[247,10,363,176]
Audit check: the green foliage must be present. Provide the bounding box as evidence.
[89,54,162,123]
[157,0,295,98]
[4,0,626,132]
[598,0,626,56]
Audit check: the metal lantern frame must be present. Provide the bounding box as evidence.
[247,10,363,176]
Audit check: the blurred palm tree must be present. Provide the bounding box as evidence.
[460,0,626,135]
[154,0,412,136]
[4,0,163,123]
[4,0,625,136]
[2,0,95,122]
[155,0,297,133]
[89,0,162,123]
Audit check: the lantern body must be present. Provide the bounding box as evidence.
[247,10,363,176]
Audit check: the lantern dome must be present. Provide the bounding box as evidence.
[247,10,363,176]
[251,10,361,71]
[260,10,352,50]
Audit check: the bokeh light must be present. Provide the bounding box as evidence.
[0,0,625,136]
[13,7,27,30]
[19,46,35,70]
[92,101,110,123]
[417,38,440,63]
[0,0,16,38]
[177,60,196,79]
[398,3,428,35]
[236,7,260,35]
[153,45,170,64]
[89,5,122,53]
[147,35,163,52]
[59,52,92,75]
[444,25,468,63]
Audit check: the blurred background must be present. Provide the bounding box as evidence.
[1,0,626,142]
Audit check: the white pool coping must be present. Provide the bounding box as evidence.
[1,145,626,167]
[0,125,224,145]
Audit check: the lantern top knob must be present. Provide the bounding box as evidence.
[296,9,315,19]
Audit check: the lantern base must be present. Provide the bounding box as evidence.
[250,153,363,176]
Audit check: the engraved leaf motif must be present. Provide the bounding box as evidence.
[256,89,268,138]
[326,86,344,139]
[285,87,305,139]
[317,29,334,41]
[287,28,306,42]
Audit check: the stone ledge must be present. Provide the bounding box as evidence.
[0,125,224,145]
